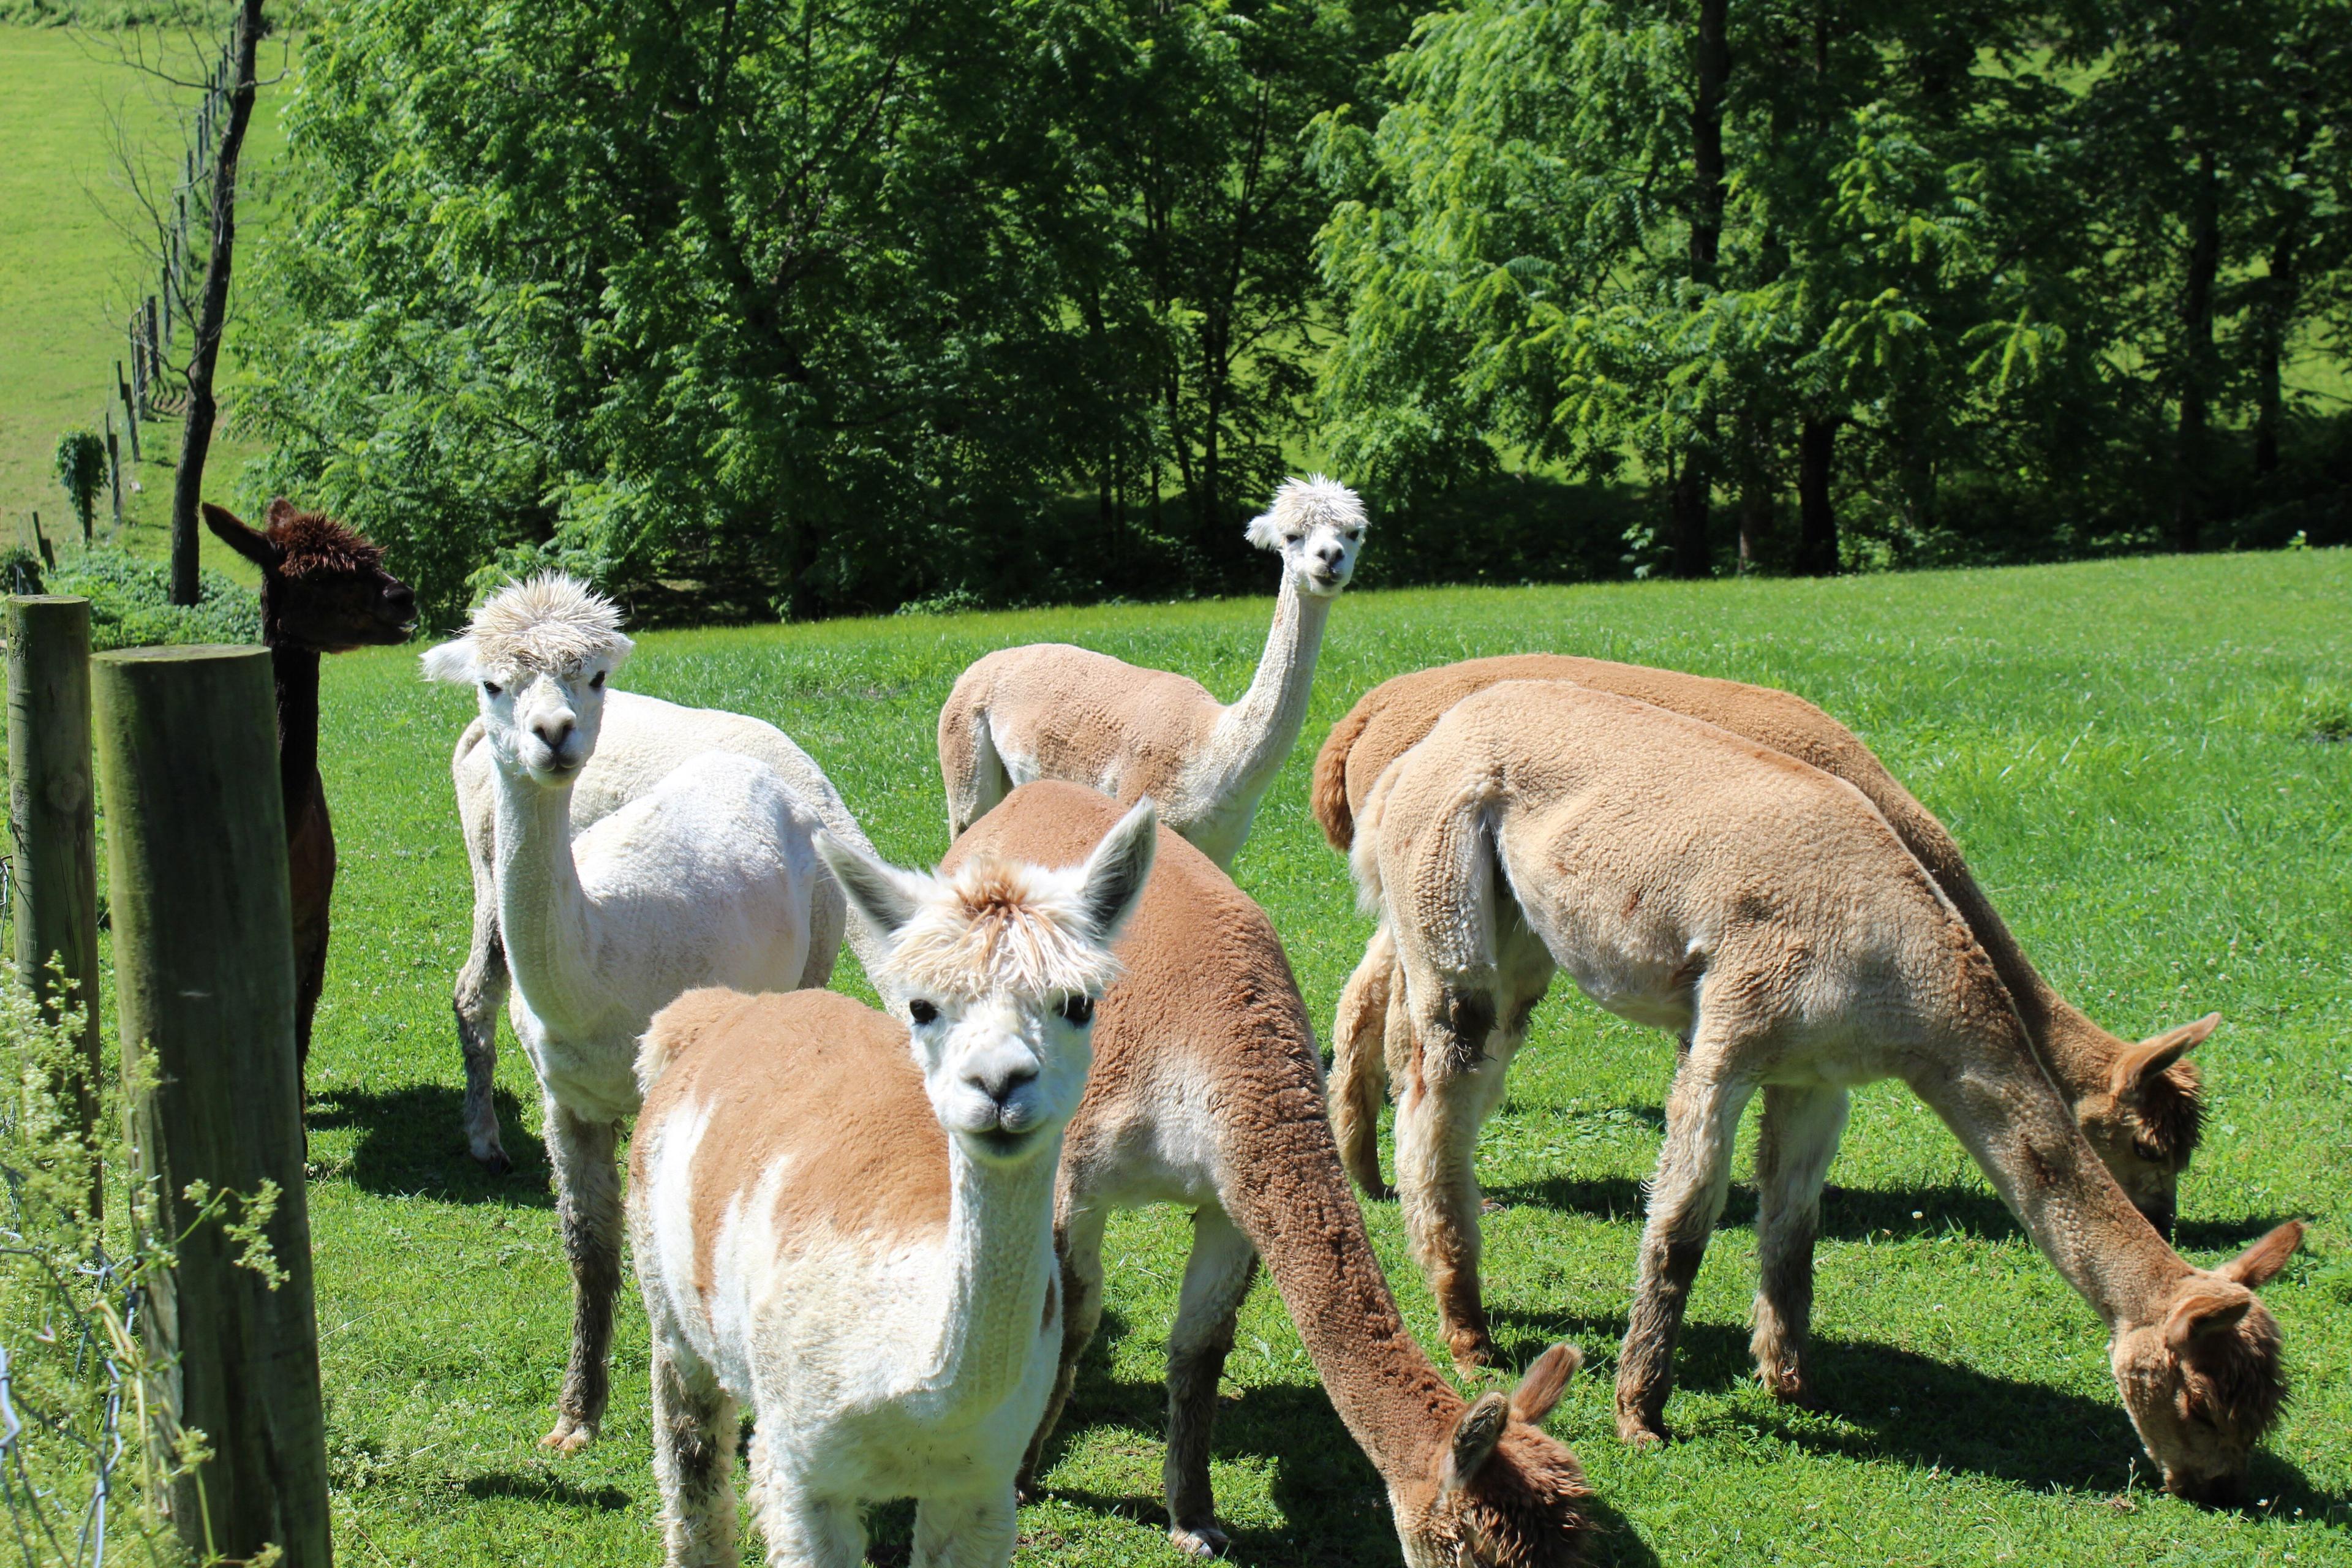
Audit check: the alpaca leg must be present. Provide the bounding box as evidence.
[543,1101,622,1451]
[1616,1054,1755,1446]
[1164,1204,1258,1558]
[453,897,512,1173]
[1329,927,1396,1197]
[649,1336,739,1567]
[1749,1085,1847,1407]
[1017,1203,1108,1496]
[797,877,845,992]
[911,1491,1019,1568]
[941,704,1008,843]
[745,1441,863,1568]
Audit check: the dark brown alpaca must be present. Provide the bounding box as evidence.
[203,500,415,1079]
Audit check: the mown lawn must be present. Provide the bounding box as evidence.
[277,551,2352,1566]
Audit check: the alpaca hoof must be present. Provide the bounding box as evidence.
[473,1147,513,1176]
[1169,1521,1229,1558]
[540,1416,596,1452]
[1765,1375,1825,1411]
[1446,1332,1496,1379]
[1615,1412,1670,1448]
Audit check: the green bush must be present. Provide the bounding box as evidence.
[43,547,262,652]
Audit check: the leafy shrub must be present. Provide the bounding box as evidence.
[42,548,260,652]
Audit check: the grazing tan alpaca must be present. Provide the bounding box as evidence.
[1355,682,2301,1501]
[937,477,1367,867]
[629,805,1155,1568]
[1316,654,2209,1231]
[949,783,1590,1565]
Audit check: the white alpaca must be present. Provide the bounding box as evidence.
[450,692,880,1172]
[628,802,1156,1568]
[937,476,1367,867]
[421,575,838,1452]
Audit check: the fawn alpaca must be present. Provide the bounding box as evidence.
[952,783,1591,1566]
[423,575,840,1452]
[1357,681,2299,1501]
[1316,654,2209,1230]
[938,477,1366,867]
[202,500,415,1079]
[628,804,1156,1568]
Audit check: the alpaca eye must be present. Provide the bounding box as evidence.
[589,670,606,690]
[1059,993,1094,1027]
[481,680,502,697]
[908,1000,938,1026]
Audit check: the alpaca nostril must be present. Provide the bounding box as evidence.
[974,1066,1038,1109]
[534,718,575,753]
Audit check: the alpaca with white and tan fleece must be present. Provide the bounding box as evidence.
[938,476,1367,866]
[628,804,1156,1568]
[1358,679,2301,1502]
[423,575,839,1453]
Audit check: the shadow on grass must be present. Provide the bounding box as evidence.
[460,1468,633,1512]
[1482,1174,2288,1252]
[1488,1309,2343,1517]
[1033,1307,1658,1567]
[308,1082,551,1205]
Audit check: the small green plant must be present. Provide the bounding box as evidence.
[50,430,108,544]
[0,545,42,596]
[41,547,260,651]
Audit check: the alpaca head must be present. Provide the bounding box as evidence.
[1390,1345,1592,1567]
[817,802,1156,1167]
[2109,1219,2302,1504]
[2073,1014,2212,1239]
[1245,475,1368,598]
[420,574,633,788]
[202,499,415,652]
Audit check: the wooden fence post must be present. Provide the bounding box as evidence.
[92,646,333,1568]
[118,363,141,463]
[105,416,122,535]
[6,597,103,1216]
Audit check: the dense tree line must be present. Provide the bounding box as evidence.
[244,0,2352,622]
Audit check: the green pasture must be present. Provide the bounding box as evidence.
[271,552,2351,1566]
[0,23,288,568]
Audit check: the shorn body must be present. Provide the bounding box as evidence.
[423,575,837,1452]
[937,476,1367,867]
[949,783,1593,1567]
[1316,652,2211,1229]
[629,804,1157,1568]
[1358,680,2300,1501]
[450,687,875,1170]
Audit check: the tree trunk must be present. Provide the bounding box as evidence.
[2171,145,2220,554]
[1670,456,1711,578]
[1736,421,1773,573]
[1798,417,1838,575]
[168,0,265,607]
[1667,0,1730,580]
[2254,221,2299,480]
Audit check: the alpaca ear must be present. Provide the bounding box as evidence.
[2218,1219,2304,1289]
[202,502,282,569]
[2165,1284,2254,1356]
[1073,799,1157,946]
[1440,1392,1510,1494]
[419,637,482,685]
[603,631,637,674]
[1507,1343,1581,1427]
[2112,1014,2218,1098]
[816,832,930,944]
[1243,505,1286,552]
[265,496,301,528]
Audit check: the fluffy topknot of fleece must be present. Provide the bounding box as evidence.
[1245,473,1368,551]
[464,573,631,677]
[879,856,1125,1003]
[263,500,386,578]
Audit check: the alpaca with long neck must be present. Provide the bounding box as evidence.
[448,688,877,1172]
[937,477,1368,867]
[1355,680,2300,1501]
[628,803,1156,1568]
[202,500,415,1080]
[1315,654,2210,1230]
[948,783,1591,1566]
[422,575,840,1452]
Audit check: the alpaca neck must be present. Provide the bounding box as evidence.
[1931,1000,2187,1329]
[910,1134,1063,1423]
[1210,1067,1462,1481]
[1205,568,1332,802]
[270,643,322,837]
[489,762,601,1033]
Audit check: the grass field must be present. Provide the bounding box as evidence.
[0,22,288,569]
[236,551,2348,1566]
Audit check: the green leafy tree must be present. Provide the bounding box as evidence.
[51,428,108,543]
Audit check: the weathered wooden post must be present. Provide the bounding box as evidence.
[105,415,123,534]
[93,646,333,1568]
[118,361,141,462]
[6,596,103,1213]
